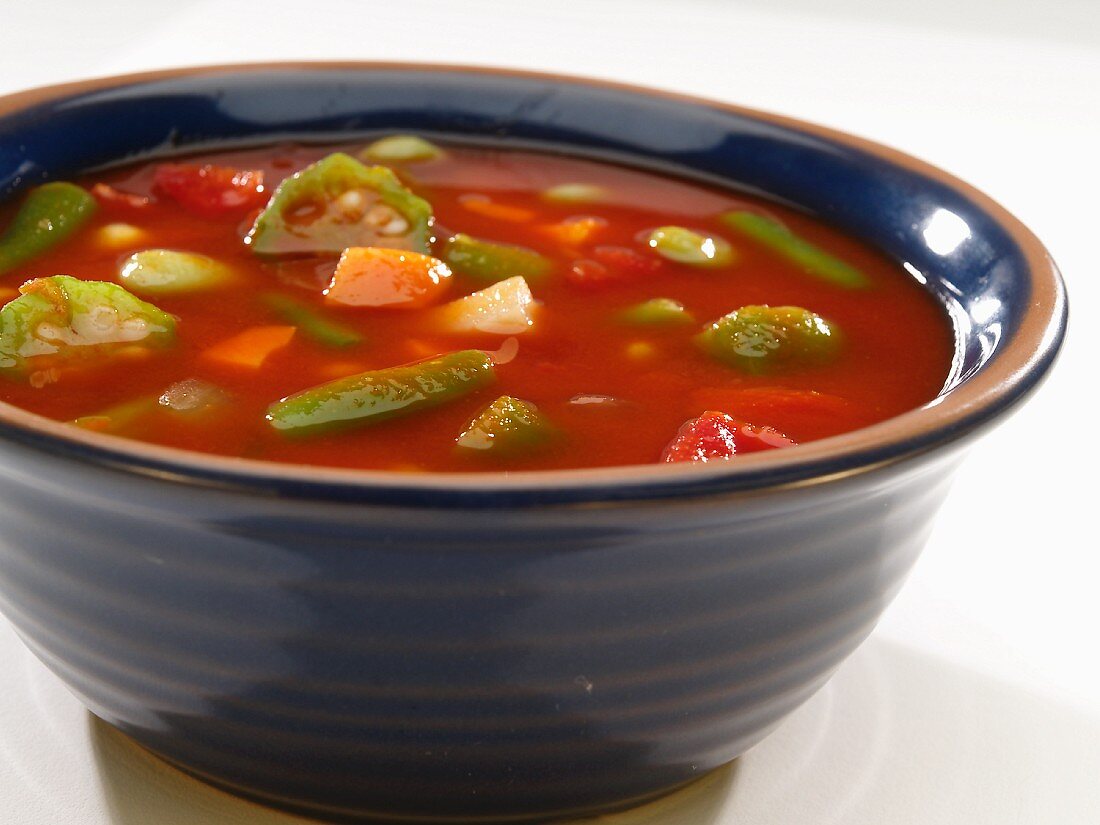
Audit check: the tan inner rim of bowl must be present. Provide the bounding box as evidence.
[0,62,1067,495]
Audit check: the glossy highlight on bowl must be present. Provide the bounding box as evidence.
[0,64,1067,822]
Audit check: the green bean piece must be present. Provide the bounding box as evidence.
[360,135,443,163]
[73,378,228,432]
[267,349,495,433]
[0,183,97,275]
[72,397,158,433]
[619,298,695,326]
[456,395,554,453]
[441,233,552,284]
[720,211,869,288]
[696,304,838,374]
[247,153,433,256]
[262,293,363,348]
[646,226,735,268]
[119,249,234,295]
[0,276,176,377]
[542,183,607,204]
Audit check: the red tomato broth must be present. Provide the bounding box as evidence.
[0,141,955,471]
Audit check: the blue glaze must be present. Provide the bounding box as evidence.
[0,66,1068,821]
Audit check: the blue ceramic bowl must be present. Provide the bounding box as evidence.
[0,64,1067,822]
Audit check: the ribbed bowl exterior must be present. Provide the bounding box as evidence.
[0,434,961,821]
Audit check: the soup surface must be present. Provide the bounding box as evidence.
[0,139,954,472]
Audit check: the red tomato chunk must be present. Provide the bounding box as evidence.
[153,163,267,217]
[662,411,796,463]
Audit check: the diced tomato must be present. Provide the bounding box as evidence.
[566,245,662,288]
[593,245,663,277]
[91,183,151,210]
[661,410,796,463]
[153,163,267,217]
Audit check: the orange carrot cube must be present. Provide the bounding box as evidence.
[540,216,607,247]
[203,325,296,369]
[326,247,452,309]
[458,194,534,223]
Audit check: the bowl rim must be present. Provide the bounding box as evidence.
[0,61,1068,505]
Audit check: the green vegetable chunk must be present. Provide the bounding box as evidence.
[619,298,694,326]
[720,211,869,288]
[73,378,228,433]
[361,135,442,163]
[72,397,158,433]
[441,233,552,284]
[456,395,553,453]
[262,293,363,348]
[696,304,838,373]
[646,226,734,268]
[119,249,233,295]
[0,276,176,377]
[247,153,433,256]
[268,349,495,433]
[0,183,97,275]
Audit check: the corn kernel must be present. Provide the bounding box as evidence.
[97,223,146,249]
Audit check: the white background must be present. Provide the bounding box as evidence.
[0,1,1097,822]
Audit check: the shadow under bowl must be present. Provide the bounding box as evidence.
[0,63,1067,822]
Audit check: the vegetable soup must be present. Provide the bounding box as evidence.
[0,138,954,471]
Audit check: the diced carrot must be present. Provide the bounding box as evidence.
[540,216,607,247]
[326,248,448,308]
[690,386,851,418]
[326,247,452,309]
[203,325,296,369]
[459,194,534,223]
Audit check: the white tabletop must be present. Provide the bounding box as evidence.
[1,1,1097,822]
